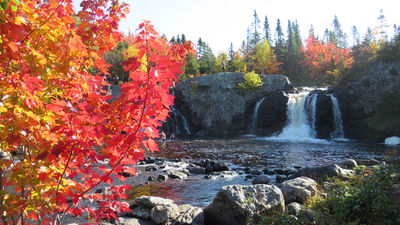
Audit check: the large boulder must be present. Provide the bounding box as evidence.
[173,72,292,136]
[135,196,174,208]
[306,90,335,139]
[150,204,180,224]
[298,164,352,183]
[256,91,288,135]
[203,184,285,225]
[115,217,155,225]
[279,177,317,204]
[172,205,204,225]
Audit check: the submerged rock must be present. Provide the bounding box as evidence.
[251,175,270,185]
[204,184,285,225]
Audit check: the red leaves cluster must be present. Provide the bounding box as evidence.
[0,1,192,224]
[301,33,354,79]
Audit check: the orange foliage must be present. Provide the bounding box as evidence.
[0,1,192,224]
[301,33,354,79]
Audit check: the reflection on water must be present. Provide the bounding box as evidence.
[139,136,394,207]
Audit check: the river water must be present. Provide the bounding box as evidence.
[132,135,395,208]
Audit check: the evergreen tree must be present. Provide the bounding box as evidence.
[293,20,302,49]
[228,42,235,71]
[323,28,330,44]
[181,34,186,43]
[364,27,375,44]
[197,39,216,74]
[274,18,286,66]
[183,54,200,77]
[285,21,303,81]
[264,15,271,40]
[176,34,181,44]
[377,9,389,41]
[170,36,176,44]
[332,15,347,48]
[351,25,360,46]
[250,10,262,47]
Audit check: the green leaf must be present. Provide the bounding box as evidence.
[10,4,17,11]
[12,0,19,5]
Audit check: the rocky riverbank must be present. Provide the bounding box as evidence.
[65,149,395,225]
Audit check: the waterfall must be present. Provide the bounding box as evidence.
[251,97,266,134]
[330,95,344,139]
[170,106,192,135]
[277,91,316,140]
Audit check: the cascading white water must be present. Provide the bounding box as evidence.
[330,95,344,139]
[277,91,316,140]
[171,106,192,134]
[251,97,266,134]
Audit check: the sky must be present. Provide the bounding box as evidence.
[84,0,400,54]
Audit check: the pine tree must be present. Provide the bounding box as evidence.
[228,42,235,71]
[274,18,286,66]
[176,34,181,44]
[351,25,360,46]
[377,9,389,41]
[250,10,262,47]
[264,15,271,40]
[332,15,347,48]
[181,34,187,43]
[364,27,375,44]
[170,36,176,44]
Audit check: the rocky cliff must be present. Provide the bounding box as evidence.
[173,72,292,137]
[332,72,400,142]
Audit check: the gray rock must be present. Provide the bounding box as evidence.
[171,204,204,225]
[287,202,302,216]
[332,72,400,142]
[146,165,159,171]
[204,184,285,225]
[115,217,155,225]
[251,175,270,185]
[188,166,205,175]
[168,171,188,180]
[276,174,287,183]
[358,158,380,166]
[150,204,179,224]
[131,205,151,220]
[135,196,174,208]
[298,164,348,182]
[280,177,317,204]
[338,158,358,169]
[157,174,168,182]
[173,72,292,136]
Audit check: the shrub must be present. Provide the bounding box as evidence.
[237,71,264,92]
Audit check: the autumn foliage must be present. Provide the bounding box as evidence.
[301,33,354,80]
[0,0,193,224]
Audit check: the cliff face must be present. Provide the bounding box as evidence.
[333,68,400,142]
[173,72,292,136]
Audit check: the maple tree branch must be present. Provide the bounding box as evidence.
[53,145,74,225]
[60,38,154,222]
